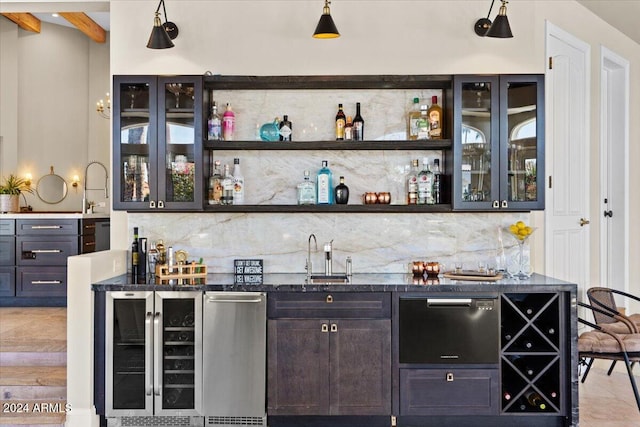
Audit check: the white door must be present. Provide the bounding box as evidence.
[600,47,630,298]
[544,22,591,302]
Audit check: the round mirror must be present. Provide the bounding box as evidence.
[36,167,68,204]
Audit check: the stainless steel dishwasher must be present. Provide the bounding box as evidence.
[202,292,267,427]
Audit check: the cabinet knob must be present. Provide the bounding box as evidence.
[158,200,165,209]
[321,324,329,333]
[492,200,500,209]
[150,200,156,208]
[330,323,338,333]
[501,200,508,208]
[326,295,333,303]
[446,372,454,382]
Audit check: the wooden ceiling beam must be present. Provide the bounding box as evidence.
[59,12,106,43]
[1,13,41,33]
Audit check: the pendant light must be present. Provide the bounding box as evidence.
[474,0,513,39]
[313,0,340,39]
[147,0,179,49]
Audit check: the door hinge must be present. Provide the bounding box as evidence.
[549,56,553,69]
[548,176,552,189]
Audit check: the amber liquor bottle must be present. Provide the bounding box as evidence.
[335,104,346,140]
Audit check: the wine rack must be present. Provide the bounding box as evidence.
[162,298,196,410]
[500,293,562,414]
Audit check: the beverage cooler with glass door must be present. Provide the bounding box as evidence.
[105,291,203,426]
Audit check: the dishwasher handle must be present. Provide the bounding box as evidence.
[427,298,473,307]
[205,293,265,303]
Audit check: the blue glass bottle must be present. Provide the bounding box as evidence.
[316,160,333,204]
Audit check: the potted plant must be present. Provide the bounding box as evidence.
[0,174,33,213]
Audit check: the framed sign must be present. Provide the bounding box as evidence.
[234,259,264,285]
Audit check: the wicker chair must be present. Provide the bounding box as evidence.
[578,301,640,412]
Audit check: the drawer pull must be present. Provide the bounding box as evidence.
[326,295,333,303]
[84,224,96,230]
[446,373,454,382]
[84,242,96,246]
[30,225,63,229]
[330,323,338,332]
[31,280,62,285]
[32,249,63,254]
[321,324,329,333]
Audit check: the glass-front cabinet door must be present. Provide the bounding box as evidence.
[154,291,202,416]
[113,75,203,211]
[453,75,544,211]
[106,291,154,416]
[453,75,500,210]
[500,75,545,210]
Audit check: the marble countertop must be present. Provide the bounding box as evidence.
[93,272,576,293]
[0,212,110,219]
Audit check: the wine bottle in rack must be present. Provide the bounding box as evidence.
[527,392,547,410]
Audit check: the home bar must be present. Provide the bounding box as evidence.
[1,1,639,427]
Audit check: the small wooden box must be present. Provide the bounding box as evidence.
[155,263,207,285]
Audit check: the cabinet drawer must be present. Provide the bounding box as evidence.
[81,234,97,254]
[0,219,15,235]
[0,267,16,297]
[400,368,499,416]
[268,292,391,319]
[0,236,15,265]
[17,267,66,297]
[81,219,97,236]
[17,219,78,235]
[17,236,79,266]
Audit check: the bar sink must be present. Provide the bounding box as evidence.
[309,274,350,284]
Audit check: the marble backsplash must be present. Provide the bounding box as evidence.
[130,211,530,275]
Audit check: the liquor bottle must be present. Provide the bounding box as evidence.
[232,158,244,204]
[526,392,546,410]
[334,176,349,204]
[427,95,443,139]
[407,159,419,205]
[137,237,147,284]
[222,103,235,141]
[335,104,346,140]
[353,102,364,140]
[221,164,234,205]
[297,170,316,205]
[417,157,434,205]
[208,160,223,205]
[432,158,441,204]
[131,227,139,281]
[344,116,354,141]
[316,160,333,204]
[416,105,429,140]
[207,102,221,140]
[407,97,421,140]
[279,115,292,141]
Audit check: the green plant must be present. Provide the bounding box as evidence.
[0,174,34,195]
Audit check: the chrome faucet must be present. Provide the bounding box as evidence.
[306,234,317,280]
[83,161,109,213]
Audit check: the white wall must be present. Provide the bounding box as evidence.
[0,20,110,213]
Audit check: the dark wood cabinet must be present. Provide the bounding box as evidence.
[453,75,545,211]
[113,75,204,211]
[267,293,392,416]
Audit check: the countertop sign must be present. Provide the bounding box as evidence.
[234,259,264,285]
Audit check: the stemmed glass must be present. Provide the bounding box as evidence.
[127,85,139,109]
[166,83,183,109]
[505,222,536,280]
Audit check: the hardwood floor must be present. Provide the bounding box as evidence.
[0,307,638,426]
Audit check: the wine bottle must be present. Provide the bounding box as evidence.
[232,158,244,204]
[335,104,346,140]
[427,95,442,139]
[527,392,547,410]
[407,97,421,140]
[344,116,354,141]
[334,176,349,204]
[207,101,221,140]
[222,103,235,141]
[131,227,139,281]
[279,115,292,141]
[316,160,333,204]
[353,102,364,140]
[503,391,512,401]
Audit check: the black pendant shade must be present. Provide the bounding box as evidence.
[313,0,340,39]
[146,0,179,49]
[474,0,513,39]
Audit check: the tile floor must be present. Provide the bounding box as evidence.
[0,307,639,426]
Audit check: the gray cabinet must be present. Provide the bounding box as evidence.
[0,217,109,306]
[267,292,391,416]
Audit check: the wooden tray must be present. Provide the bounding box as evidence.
[443,271,503,281]
[155,263,207,284]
